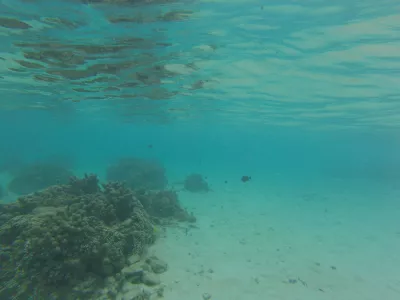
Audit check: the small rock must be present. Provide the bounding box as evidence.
[142,263,151,272]
[202,292,212,300]
[121,282,137,294]
[146,256,168,274]
[122,266,144,284]
[155,286,165,297]
[121,283,150,300]
[141,286,154,298]
[142,271,161,286]
[128,254,141,265]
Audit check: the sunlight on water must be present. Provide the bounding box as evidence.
[1,0,400,299]
[0,0,399,128]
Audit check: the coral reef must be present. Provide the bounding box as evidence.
[184,173,210,193]
[107,158,168,191]
[0,174,155,299]
[136,189,196,223]
[7,163,74,195]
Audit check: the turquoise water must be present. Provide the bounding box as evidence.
[1,0,400,299]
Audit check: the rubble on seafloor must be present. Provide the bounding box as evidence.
[0,174,193,299]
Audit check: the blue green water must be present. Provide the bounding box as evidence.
[1,0,400,299]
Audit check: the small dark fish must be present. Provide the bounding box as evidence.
[241,176,251,182]
[148,144,153,149]
[224,180,228,184]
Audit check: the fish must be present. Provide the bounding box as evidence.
[241,175,251,182]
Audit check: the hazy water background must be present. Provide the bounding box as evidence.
[1,0,400,183]
[1,1,400,171]
[1,0,400,298]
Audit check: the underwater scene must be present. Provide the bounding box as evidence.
[1,0,400,299]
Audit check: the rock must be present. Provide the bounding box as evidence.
[122,265,144,283]
[119,283,153,300]
[141,286,154,298]
[146,256,168,274]
[155,286,164,297]
[122,286,147,300]
[142,271,161,286]
[202,293,212,300]
[121,282,136,294]
[141,263,151,272]
[128,254,141,265]
[122,264,161,286]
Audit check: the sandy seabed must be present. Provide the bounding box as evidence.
[153,176,400,300]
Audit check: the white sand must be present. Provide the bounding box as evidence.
[151,177,400,300]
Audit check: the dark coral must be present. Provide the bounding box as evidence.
[184,173,210,193]
[136,189,196,223]
[7,163,74,195]
[69,174,101,195]
[106,158,167,191]
[0,174,155,299]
